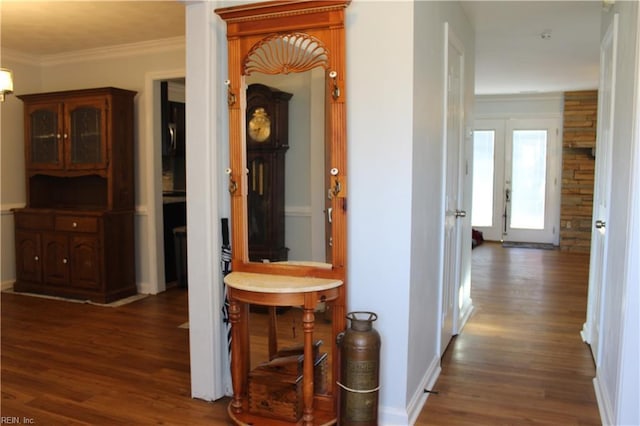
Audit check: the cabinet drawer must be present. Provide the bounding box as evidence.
[15,213,54,230]
[55,216,99,233]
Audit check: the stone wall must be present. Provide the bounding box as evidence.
[560,90,598,253]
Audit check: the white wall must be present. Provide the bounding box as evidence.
[345,1,476,423]
[185,1,228,400]
[593,2,640,425]
[475,93,564,118]
[0,59,41,288]
[346,1,415,422]
[407,1,475,423]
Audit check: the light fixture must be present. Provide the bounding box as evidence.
[0,68,14,102]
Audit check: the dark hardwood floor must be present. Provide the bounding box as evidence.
[417,243,601,425]
[1,287,231,425]
[1,243,601,425]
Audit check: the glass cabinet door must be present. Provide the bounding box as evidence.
[65,98,108,169]
[26,103,64,169]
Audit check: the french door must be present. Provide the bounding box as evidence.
[472,118,561,245]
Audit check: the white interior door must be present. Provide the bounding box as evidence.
[586,13,618,365]
[441,24,465,356]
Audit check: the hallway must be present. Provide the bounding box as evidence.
[417,243,601,424]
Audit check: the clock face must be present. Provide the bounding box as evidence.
[248,107,271,142]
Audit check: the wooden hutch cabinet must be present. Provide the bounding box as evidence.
[13,87,137,303]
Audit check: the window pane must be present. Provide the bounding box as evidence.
[472,130,495,227]
[31,109,59,164]
[511,130,547,229]
[70,107,102,164]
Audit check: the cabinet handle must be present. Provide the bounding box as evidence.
[56,133,62,139]
[72,222,78,228]
[62,258,68,264]
[63,133,68,139]
[34,256,39,261]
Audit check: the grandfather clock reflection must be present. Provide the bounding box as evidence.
[246,84,293,262]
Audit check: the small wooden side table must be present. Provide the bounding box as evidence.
[224,271,343,425]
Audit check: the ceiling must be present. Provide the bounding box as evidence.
[1,1,602,95]
[461,1,602,95]
[1,1,185,56]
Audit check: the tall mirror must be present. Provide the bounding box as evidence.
[246,66,327,264]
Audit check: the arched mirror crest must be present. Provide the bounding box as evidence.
[244,32,330,75]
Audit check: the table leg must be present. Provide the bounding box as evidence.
[302,295,316,425]
[229,298,246,414]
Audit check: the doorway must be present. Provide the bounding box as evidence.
[472,118,562,245]
[143,72,187,296]
[160,80,188,288]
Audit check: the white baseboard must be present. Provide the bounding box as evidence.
[457,300,474,334]
[580,322,591,343]
[407,355,441,425]
[594,376,613,426]
[378,355,441,425]
[378,405,410,426]
[137,281,157,295]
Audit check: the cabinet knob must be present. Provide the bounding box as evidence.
[34,256,39,261]
[56,133,62,139]
[62,258,68,264]
[72,222,78,228]
[63,133,68,139]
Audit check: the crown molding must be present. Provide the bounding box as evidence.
[2,36,185,68]
[1,49,42,67]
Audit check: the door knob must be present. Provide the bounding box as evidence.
[455,210,467,218]
[595,220,606,229]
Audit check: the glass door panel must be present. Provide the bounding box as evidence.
[70,107,102,164]
[510,130,547,230]
[28,106,63,168]
[472,130,495,227]
[503,118,561,244]
[65,98,108,170]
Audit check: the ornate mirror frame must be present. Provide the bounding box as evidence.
[216,2,350,420]
[216,0,349,282]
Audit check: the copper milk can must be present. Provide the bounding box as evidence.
[337,311,381,425]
